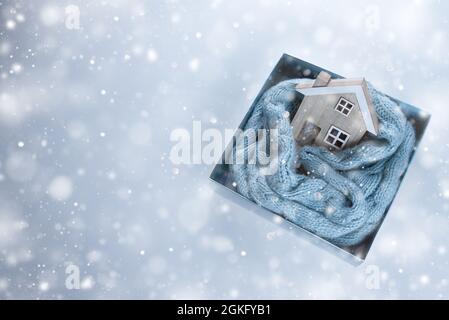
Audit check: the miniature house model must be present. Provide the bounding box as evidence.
[292,71,379,150]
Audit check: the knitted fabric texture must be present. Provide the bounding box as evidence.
[231,79,416,247]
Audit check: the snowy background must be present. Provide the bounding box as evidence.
[0,0,448,299]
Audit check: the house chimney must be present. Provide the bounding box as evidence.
[313,71,331,87]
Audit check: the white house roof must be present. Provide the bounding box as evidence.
[296,78,379,136]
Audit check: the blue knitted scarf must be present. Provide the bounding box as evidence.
[231,79,416,247]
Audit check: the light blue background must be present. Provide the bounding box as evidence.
[0,0,447,299]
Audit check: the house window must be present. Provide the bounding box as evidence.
[324,126,350,149]
[335,97,354,116]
